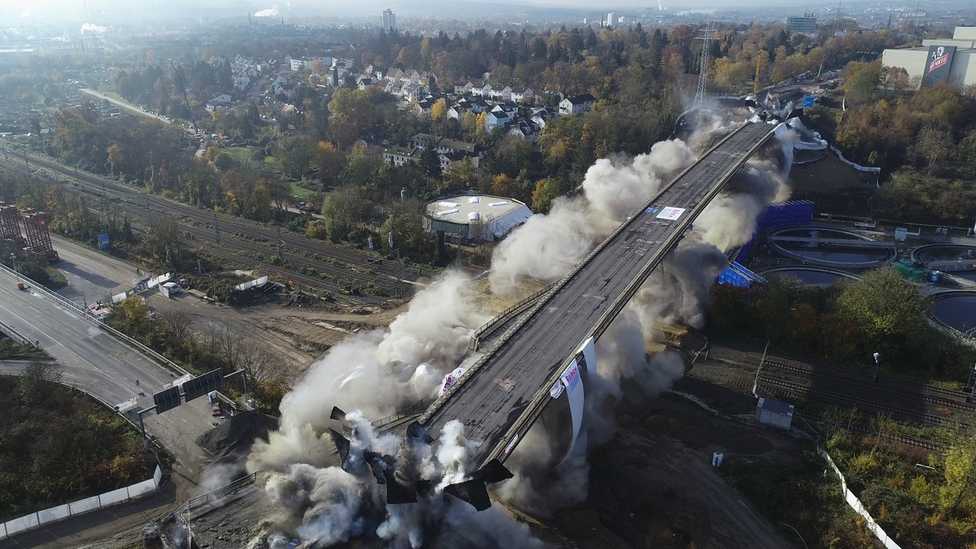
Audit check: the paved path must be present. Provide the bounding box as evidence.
[52,235,142,306]
[0,266,214,476]
[79,88,174,126]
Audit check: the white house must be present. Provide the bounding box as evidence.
[559,93,596,116]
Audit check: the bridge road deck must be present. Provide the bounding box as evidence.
[421,122,778,471]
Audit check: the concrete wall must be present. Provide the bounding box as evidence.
[881,48,928,83]
[922,38,976,49]
[955,27,976,40]
[882,48,976,89]
[951,50,976,88]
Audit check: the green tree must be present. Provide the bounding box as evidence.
[381,200,434,262]
[834,268,927,363]
[530,178,560,213]
[321,187,373,241]
[842,60,881,105]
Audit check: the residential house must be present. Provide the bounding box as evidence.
[383,146,418,167]
[508,119,540,141]
[511,88,535,104]
[205,94,233,113]
[558,93,596,116]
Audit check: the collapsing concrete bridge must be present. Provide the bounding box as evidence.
[334,121,781,510]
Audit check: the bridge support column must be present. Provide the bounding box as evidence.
[549,337,596,463]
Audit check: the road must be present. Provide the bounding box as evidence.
[421,122,778,474]
[79,88,177,127]
[52,235,142,306]
[0,266,214,477]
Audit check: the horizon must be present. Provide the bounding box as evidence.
[4,0,972,27]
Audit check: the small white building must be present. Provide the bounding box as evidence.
[559,94,596,116]
[756,398,794,430]
[424,195,532,243]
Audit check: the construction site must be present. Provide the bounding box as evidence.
[0,202,58,262]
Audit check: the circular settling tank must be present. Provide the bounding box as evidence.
[761,267,860,288]
[930,292,976,337]
[769,227,895,269]
[912,244,976,283]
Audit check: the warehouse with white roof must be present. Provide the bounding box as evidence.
[424,194,533,243]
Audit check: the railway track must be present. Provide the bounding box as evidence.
[762,358,976,413]
[755,373,968,428]
[0,151,420,301]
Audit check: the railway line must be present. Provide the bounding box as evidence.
[0,149,420,302]
[755,373,965,428]
[687,359,955,451]
[761,358,976,413]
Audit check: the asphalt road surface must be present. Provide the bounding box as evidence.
[79,88,178,126]
[0,266,213,475]
[421,122,778,472]
[52,235,142,306]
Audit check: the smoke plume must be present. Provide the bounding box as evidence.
[489,139,695,295]
[248,115,796,544]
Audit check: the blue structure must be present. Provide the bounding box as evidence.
[717,261,767,288]
[97,232,111,251]
[716,201,815,288]
[736,200,815,263]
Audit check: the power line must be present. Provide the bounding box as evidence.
[695,22,714,106]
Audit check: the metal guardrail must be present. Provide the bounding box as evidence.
[0,318,32,345]
[0,263,190,377]
[482,123,780,466]
[419,122,776,457]
[467,285,550,353]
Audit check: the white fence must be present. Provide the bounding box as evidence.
[829,144,882,175]
[0,465,162,540]
[819,448,902,549]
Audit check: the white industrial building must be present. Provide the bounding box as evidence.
[882,27,976,90]
[424,195,532,243]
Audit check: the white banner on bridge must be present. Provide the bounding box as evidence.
[656,207,686,221]
[560,360,584,454]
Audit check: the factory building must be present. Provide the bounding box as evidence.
[882,27,976,90]
[786,15,817,35]
[424,195,532,243]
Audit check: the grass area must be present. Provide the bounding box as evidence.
[0,365,154,521]
[720,441,876,548]
[45,267,67,290]
[824,425,976,548]
[0,336,50,361]
[290,181,318,203]
[789,151,877,216]
[223,146,258,166]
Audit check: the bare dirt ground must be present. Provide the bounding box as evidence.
[146,294,409,379]
[540,393,797,549]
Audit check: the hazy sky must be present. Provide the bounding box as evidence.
[0,0,912,26]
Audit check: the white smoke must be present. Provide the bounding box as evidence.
[491,119,793,516]
[254,7,280,17]
[489,139,695,294]
[80,23,108,34]
[263,464,367,546]
[248,271,484,478]
[249,115,795,543]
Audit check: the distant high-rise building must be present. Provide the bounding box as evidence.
[787,14,818,35]
[382,9,397,32]
[606,12,615,28]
